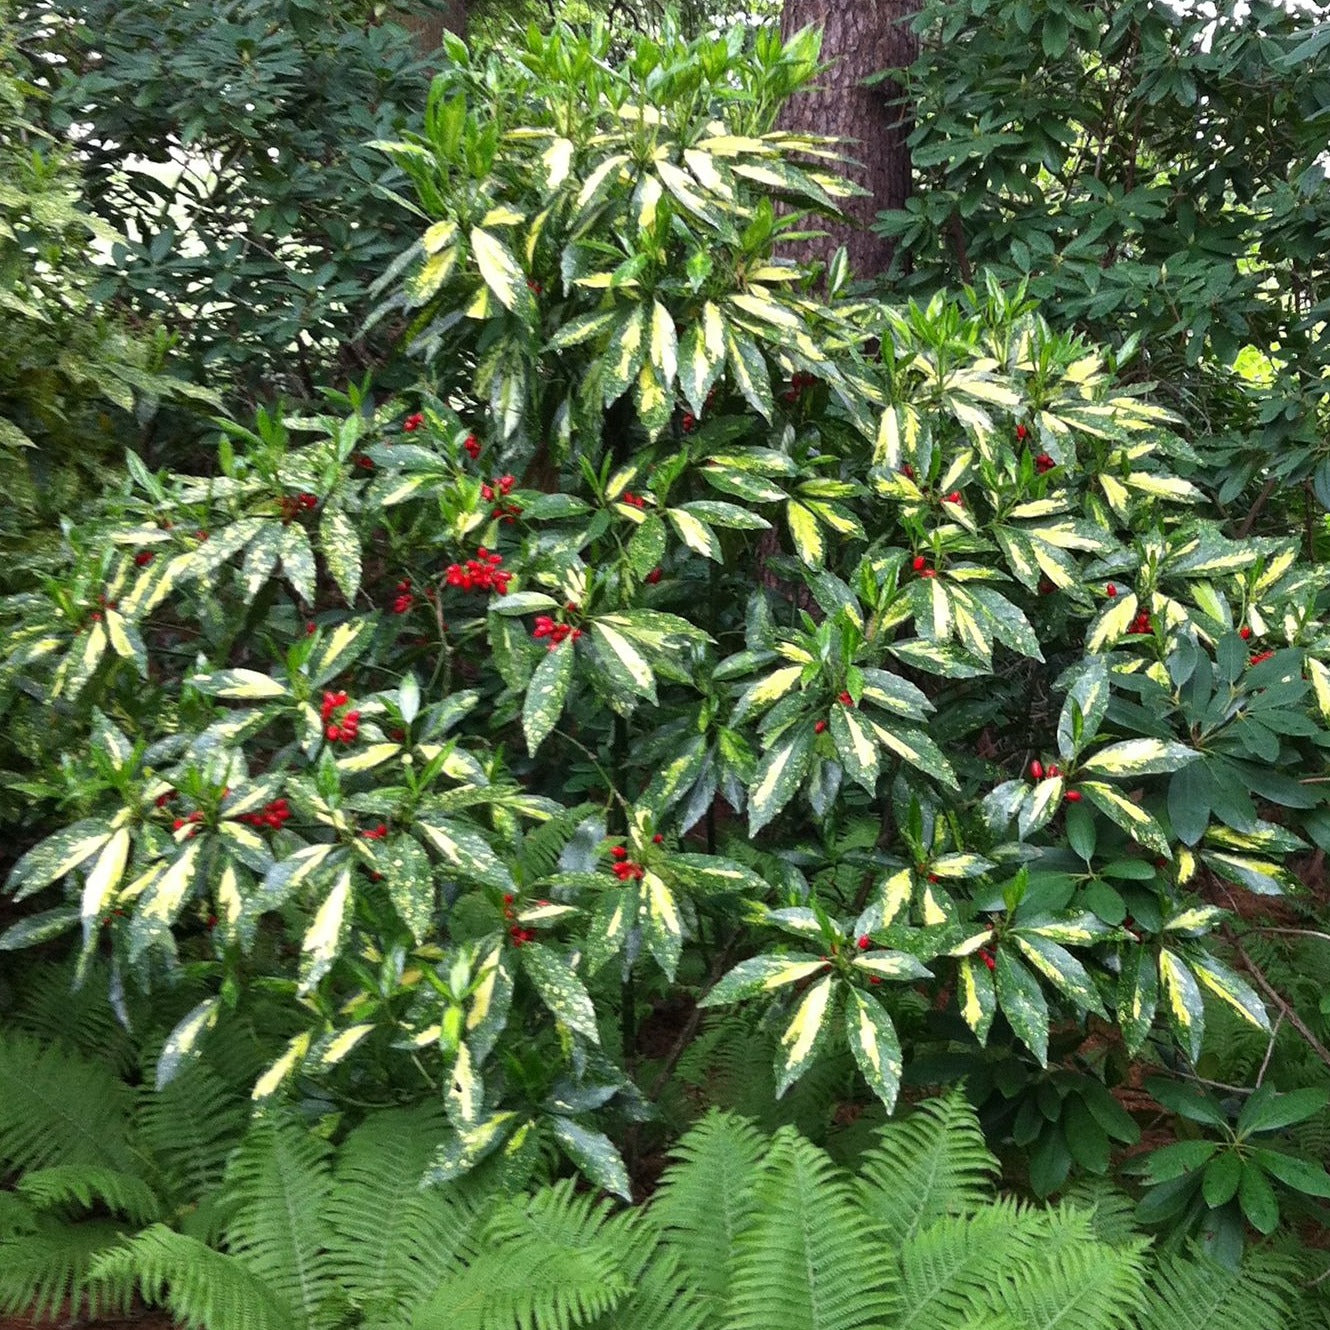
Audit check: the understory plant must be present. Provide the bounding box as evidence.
[4,18,1330,1246]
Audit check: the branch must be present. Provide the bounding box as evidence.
[1225,926,1330,1074]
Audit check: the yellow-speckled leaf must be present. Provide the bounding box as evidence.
[775,974,835,1095]
[470,226,528,313]
[446,1041,484,1127]
[845,989,903,1110]
[786,500,824,567]
[1159,948,1205,1061]
[959,955,998,1043]
[1079,781,1171,857]
[700,954,828,1006]
[299,867,352,993]
[1188,952,1269,1031]
[649,300,678,389]
[641,870,683,979]
[879,867,914,925]
[1087,593,1140,652]
[308,1023,374,1071]
[252,1030,311,1101]
[81,828,131,922]
[157,997,221,1090]
[521,942,599,1044]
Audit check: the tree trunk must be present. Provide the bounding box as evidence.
[401,0,467,55]
[779,0,918,279]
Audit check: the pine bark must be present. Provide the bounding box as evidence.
[779,0,918,278]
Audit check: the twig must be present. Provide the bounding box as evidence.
[1225,927,1330,1073]
[1255,1010,1284,1088]
[1234,477,1277,538]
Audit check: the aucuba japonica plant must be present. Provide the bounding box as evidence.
[5,20,1330,1202]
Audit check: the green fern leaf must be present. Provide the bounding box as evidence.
[1140,1251,1293,1330]
[324,1104,477,1324]
[893,1201,1047,1330]
[727,1129,890,1330]
[222,1117,335,1330]
[90,1224,293,1330]
[16,1165,162,1225]
[0,1216,132,1321]
[0,1032,136,1172]
[584,1212,710,1330]
[414,1179,628,1330]
[652,1110,765,1313]
[856,1088,998,1245]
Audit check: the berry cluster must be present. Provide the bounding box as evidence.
[620,491,647,509]
[980,948,997,971]
[403,412,425,432]
[280,492,319,523]
[237,798,292,831]
[391,579,414,614]
[502,893,536,946]
[941,490,963,506]
[359,823,388,840]
[911,554,937,578]
[321,690,360,743]
[134,549,156,567]
[1034,452,1056,474]
[480,474,521,523]
[1015,423,1030,442]
[172,809,204,837]
[464,433,481,459]
[1250,649,1275,666]
[444,549,512,595]
[1128,609,1153,635]
[780,370,819,403]
[1028,760,1062,780]
[609,845,645,881]
[532,615,582,649]
[681,411,698,433]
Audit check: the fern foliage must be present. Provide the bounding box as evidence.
[0,1216,133,1322]
[857,1087,1001,1245]
[1140,1251,1294,1330]
[413,1180,629,1330]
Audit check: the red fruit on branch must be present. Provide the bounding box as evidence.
[838,691,854,706]
[403,412,425,432]
[1064,789,1082,802]
[856,935,871,950]
[611,845,629,860]
[1106,583,1117,598]
[945,491,962,505]
[464,434,481,459]
[814,719,828,734]
[912,555,927,572]
[1250,650,1274,666]
[1029,760,1044,780]
[981,949,996,971]
[1239,626,1252,640]
[645,567,663,584]
[1034,453,1055,474]
[1047,764,1060,778]
[1015,424,1029,441]
[134,550,155,567]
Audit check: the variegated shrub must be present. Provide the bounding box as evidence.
[4,21,1329,1199]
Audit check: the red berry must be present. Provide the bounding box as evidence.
[1038,577,1055,595]
[901,464,915,479]
[1034,453,1055,474]
[1250,650,1274,666]
[172,818,186,831]
[653,833,664,844]
[1106,583,1117,598]
[920,568,937,578]
[838,691,854,706]
[1047,764,1060,778]
[945,491,962,505]
[464,434,481,459]
[857,935,871,951]
[326,725,342,742]
[912,555,927,572]
[1239,626,1252,640]
[869,975,882,985]
[982,950,996,971]
[404,412,425,432]
[1029,760,1044,780]
[1016,424,1029,441]
[611,845,629,860]
[814,720,828,734]
[646,567,663,584]
[681,413,697,433]
[1065,789,1082,803]
[306,622,317,635]
[134,550,155,567]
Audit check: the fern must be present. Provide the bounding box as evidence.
[90,1224,294,1330]
[726,1129,891,1330]
[136,1063,248,1208]
[414,1179,629,1330]
[989,1209,1149,1330]
[652,1109,765,1312]
[324,1104,476,1324]
[15,1164,163,1225]
[1140,1251,1294,1330]
[0,1031,136,1172]
[9,959,138,1076]
[1060,1180,1144,1248]
[856,1087,999,1245]
[585,1212,711,1330]
[0,1216,133,1321]
[892,1201,1048,1330]
[222,1117,336,1330]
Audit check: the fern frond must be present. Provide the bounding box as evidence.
[10,960,137,1076]
[893,1201,1046,1330]
[727,1129,891,1330]
[414,1179,629,1330]
[324,1104,476,1324]
[0,1216,132,1321]
[90,1224,293,1330]
[0,1032,136,1172]
[136,1063,248,1207]
[222,1117,335,1330]
[16,1165,163,1225]
[585,1212,710,1330]
[517,803,598,883]
[652,1110,765,1312]
[992,1218,1149,1330]
[856,1088,998,1245]
[1140,1251,1294,1330]
[1060,1179,1142,1247]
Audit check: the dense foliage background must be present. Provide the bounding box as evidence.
[2,3,1330,1329]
